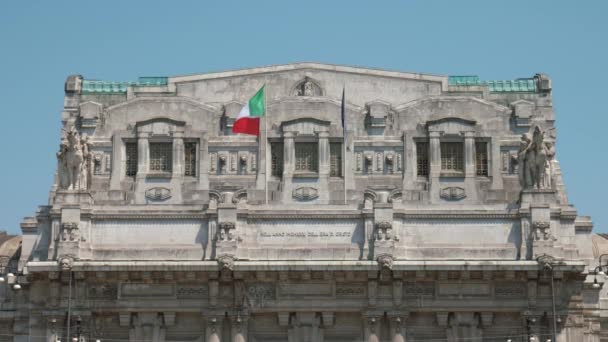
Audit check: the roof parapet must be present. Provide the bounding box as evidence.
[448,75,544,93]
[81,76,168,94]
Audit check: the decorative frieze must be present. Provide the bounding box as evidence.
[336,283,367,298]
[494,282,527,298]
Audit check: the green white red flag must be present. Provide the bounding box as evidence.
[232,85,265,136]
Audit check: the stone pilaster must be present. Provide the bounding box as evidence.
[136,132,150,179]
[362,314,382,342]
[318,130,330,176]
[206,316,224,342]
[464,131,475,178]
[110,133,123,190]
[318,129,330,203]
[230,314,248,342]
[428,131,441,201]
[428,131,441,178]
[283,132,295,178]
[388,313,409,342]
[172,132,184,177]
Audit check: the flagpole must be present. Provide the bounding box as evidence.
[342,86,347,205]
[264,83,268,205]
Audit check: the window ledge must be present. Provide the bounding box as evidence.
[146,173,172,179]
[440,171,465,178]
[293,172,319,178]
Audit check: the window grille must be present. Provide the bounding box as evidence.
[125,142,138,177]
[416,142,429,176]
[184,142,197,176]
[295,142,318,173]
[441,142,464,171]
[271,142,284,177]
[475,142,489,176]
[149,142,173,173]
[330,143,342,177]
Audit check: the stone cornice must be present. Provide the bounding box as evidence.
[169,62,447,89]
[26,260,587,273]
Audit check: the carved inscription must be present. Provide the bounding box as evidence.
[260,231,352,238]
[336,283,366,298]
[494,282,526,298]
[256,220,362,245]
[120,283,174,298]
[278,282,332,297]
[176,286,208,299]
[404,282,435,297]
[88,284,118,299]
[437,283,490,297]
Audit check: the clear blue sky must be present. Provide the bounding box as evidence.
[0,1,606,234]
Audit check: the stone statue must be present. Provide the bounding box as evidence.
[304,80,314,96]
[541,141,556,189]
[56,127,92,191]
[518,126,553,190]
[80,135,92,190]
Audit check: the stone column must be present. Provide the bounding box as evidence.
[282,132,296,202]
[318,130,330,176]
[318,130,330,203]
[428,131,441,178]
[363,315,381,342]
[206,316,224,342]
[388,314,408,342]
[110,134,123,190]
[45,317,61,342]
[490,138,503,189]
[172,132,184,177]
[464,131,475,178]
[283,132,295,177]
[428,131,441,201]
[137,132,150,178]
[230,315,248,342]
[198,132,210,189]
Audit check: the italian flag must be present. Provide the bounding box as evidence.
[232,85,265,136]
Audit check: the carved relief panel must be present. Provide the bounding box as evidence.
[354,147,403,175]
[208,148,257,175]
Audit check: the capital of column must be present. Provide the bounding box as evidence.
[429,131,442,139]
[317,130,330,139]
[283,131,296,139]
[463,131,475,139]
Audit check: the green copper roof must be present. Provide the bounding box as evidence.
[448,75,537,92]
[82,77,168,94]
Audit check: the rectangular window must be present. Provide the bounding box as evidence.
[271,142,284,177]
[441,142,464,172]
[330,143,342,177]
[125,142,138,177]
[475,141,489,176]
[149,142,173,173]
[184,142,197,176]
[416,142,429,176]
[295,142,318,173]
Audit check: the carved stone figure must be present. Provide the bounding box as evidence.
[56,127,92,191]
[541,141,556,189]
[58,255,75,271]
[376,254,394,270]
[304,80,314,96]
[518,126,553,190]
[295,78,321,96]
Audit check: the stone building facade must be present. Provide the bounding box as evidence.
[0,63,604,341]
